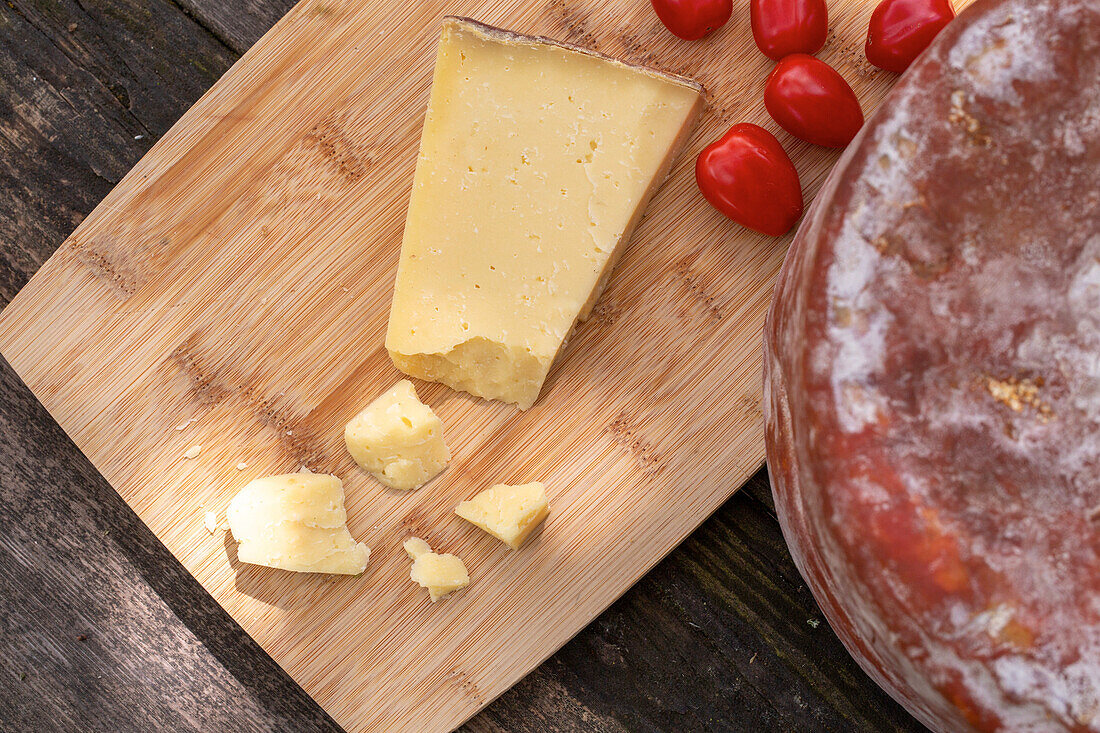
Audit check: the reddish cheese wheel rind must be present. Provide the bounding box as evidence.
[764,0,1100,730]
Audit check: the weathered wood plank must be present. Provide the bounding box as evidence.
[0,0,927,730]
[174,0,297,54]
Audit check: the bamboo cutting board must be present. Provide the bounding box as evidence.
[0,0,970,730]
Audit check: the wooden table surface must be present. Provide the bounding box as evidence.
[0,1,927,731]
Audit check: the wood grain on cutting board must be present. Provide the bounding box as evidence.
[0,0,973,730]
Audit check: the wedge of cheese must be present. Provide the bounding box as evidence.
[455,482,549,550]
[386,17,704,409]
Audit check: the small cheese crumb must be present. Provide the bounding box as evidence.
[297,465,313,474]
[403,537,468,602]
[403,537,433,560]
[236,462,248,471]
[183,445,202,460]
[204,511,218,534]
[175,422,189,431]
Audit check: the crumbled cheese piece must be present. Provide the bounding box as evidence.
[236,462,248,471]
[403,537,468,602]
[403,537,433,560]
[204,511,218,534]
[226,473,369,574]
[344,380,450,491]
[183,445,202,460]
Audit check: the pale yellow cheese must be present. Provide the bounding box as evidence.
[403,536,469,602]
[344,380,449,491]
[386,17,703,409]
[226,473,369,575]
[403,536,433,560]
[455,482,549,550]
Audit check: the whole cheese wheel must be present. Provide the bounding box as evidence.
[763,0,1100,730]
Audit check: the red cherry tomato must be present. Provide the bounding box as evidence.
[651,0,733,40]
[696,123,803,237]
[764,54,864,148]
[865,0,955,73]
[750,0,829,61]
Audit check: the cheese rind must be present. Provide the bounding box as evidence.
[386,17,704,409]
[226,473,369,575]
[403,537,469,602]
[344,380,449,491]
[455,482,549,550]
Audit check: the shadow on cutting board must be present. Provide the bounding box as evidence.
[223,528,375,610]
